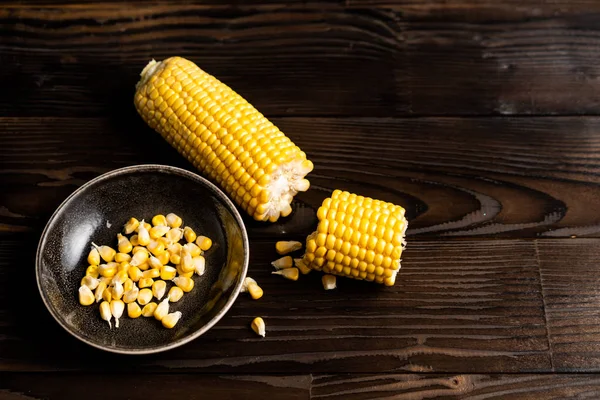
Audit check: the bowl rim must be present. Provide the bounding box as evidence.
[35,164,250,355]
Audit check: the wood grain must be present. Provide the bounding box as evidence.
[4,117,600,238]
[3,3,600,116]
[0,373,310,400]
[312,373,600,399]
[539,239,600,371]
[0,236,550,373]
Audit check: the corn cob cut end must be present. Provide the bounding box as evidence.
[134,57,314,222]
[301,190,408,286]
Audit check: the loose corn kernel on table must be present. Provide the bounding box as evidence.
[4,1,600,399]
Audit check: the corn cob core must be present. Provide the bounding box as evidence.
[134,57,313,222]
[302,190,408,286]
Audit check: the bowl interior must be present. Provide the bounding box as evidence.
[36,165,248,354]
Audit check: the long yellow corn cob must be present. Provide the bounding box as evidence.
[134,56,313,222]
[302,190,408,286]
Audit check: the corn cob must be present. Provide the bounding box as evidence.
[302,190,408,286]
[134,56,313,222]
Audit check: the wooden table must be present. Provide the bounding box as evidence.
[3,1,600,398]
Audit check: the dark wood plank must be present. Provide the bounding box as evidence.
[4,117,600,238]
[539,239,600,371]
[0,236,550,373]
[3,3,600,116]
[0,373,310,400]
[312,373,600,399]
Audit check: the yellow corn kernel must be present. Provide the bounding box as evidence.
[161,265,177,281]
[152,280,167,300]
[128,265,143,282]
[275,241,302,255]
[150,225,170,240]
[157,250,170,265]
[112,270,128,285]
[322,274,337,290]
[147,240,166,257]
[183,226,196,243]
[117,233,133,254]
[176,264,194,278]
[166,228,183,243]
[87,248,100,265]
[85,265,99,279]
[137,288,153,305]
[141,221,151,232]
[141,302,158,317]
[193,255,205,276]
[123,285,139,303]
[92,243,116,262]
[271,256,293,270]
[301,190,408,286]
[168,243,182,265]
[115,252,131,263]
[138,277,154,289]
[158,236,171,247]
[130,249,148,267]
[124,217,140,234]
[154,298,170,321]
[127,302,142,318]
[123,278,134,292]
[81,275,100,290]
[132,246,148,255]
[241,277,263,300]
[110,299,125,328]
[100,301,112,328]
[195,236,212,251]
[111,281,124,300]
[272,267,299,281]
[148,255,163,270]
[143,268,160,279]
[118,261,130,273]
[294,258,311,275]
[130,234,139,246]
[152,214,167,227]
[183,242,201,257]
[166,213,183,229]
[95,281,107,303]
[251,317,265,337]
[98,263,117,278]
[102,287,112,302]
[180,247,194,273]
[137,262,149,271]
[79,285,95,306]
[168,286,184,302]
[137,220,151,246]
[162,311,182,329]
[173,276,194,292]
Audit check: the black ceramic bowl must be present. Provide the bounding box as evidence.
[36,165,249,354]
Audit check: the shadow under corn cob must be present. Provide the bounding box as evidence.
[134,56,314,222]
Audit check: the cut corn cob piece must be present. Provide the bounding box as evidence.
[134,56,314,222]
[301,190,408,286]
[275,241,302,255]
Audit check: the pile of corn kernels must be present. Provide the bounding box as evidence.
[78,213,212,329]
